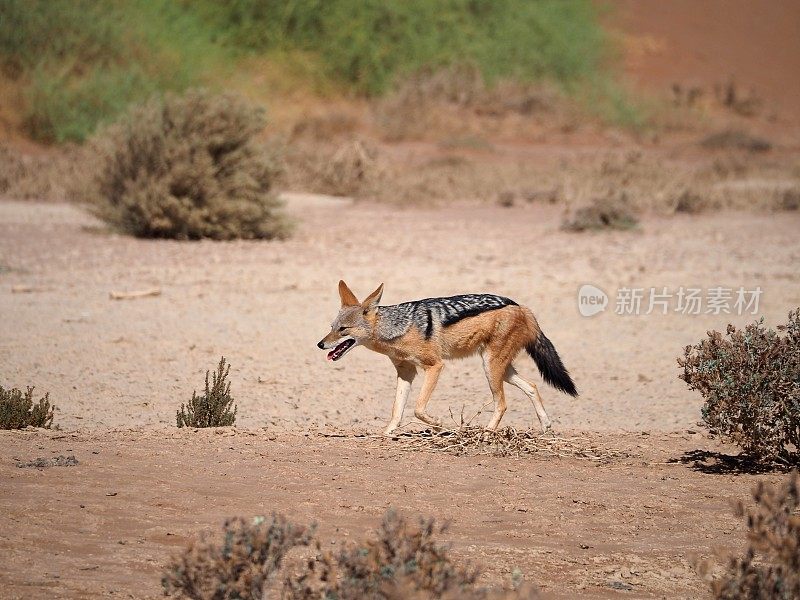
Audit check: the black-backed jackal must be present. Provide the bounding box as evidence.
[317,281,578,435]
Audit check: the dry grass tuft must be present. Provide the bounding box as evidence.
[779,188,800,211]
[700,129,772,153]
[0,143,83,201]
[389,426,626,461]
[0,385,54,429]
[375,66,571,143]
[323,139,381,197]
[280,138,383,199]
[562,193,639,232]
[672,189,709,214]
[177,357,237,428]
[699,471,800,599]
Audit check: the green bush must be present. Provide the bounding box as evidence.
[0,0,224,142]
[200,0,611,97]
[678,310,800,462]
[699,472,800,599]
[86,89,290,240]
[0,385,54,429]
[177,357,238,428]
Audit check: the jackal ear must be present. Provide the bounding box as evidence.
[338,280,360,307]
[361,283,384,311]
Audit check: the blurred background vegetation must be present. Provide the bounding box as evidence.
[0,0,628,143]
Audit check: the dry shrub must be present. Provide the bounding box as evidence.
[323,139,381,197]
[0,385,54,429]
[699,472,799,599]
[162,514,313,600]
[678,310,800,463]
[0,143,82,201]
[286,510,477,599]
[177,357,237,428]
[779,189,800,211]
[0,144,25,194]
[165,510,537,599]
[376,65,568,143]
[83,89,290,240]
[286,509,537,599]
[562,193,639,232]
[700,130,772,153]
[281,138,382,199]
[672,188,709,214]
[290,111,361,142]
[714,80,763,118]
[376,64,485,142]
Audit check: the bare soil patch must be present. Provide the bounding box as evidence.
[0,428,787,599]
[1,199,799,434]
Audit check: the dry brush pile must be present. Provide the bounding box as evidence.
[388,426,626,462]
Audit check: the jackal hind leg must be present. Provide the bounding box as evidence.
[384,361,416,435]
[504,365,552,432]
[413,362,443,428]
[481,351,509,431]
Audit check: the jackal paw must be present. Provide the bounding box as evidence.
[414,412,441,428]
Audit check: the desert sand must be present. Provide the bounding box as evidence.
[1,196,799,598]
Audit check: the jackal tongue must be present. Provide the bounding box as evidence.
[327,339,353,361]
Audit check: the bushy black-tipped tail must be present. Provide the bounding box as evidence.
[525,332,578,396]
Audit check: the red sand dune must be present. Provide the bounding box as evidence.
[611,0,800,122]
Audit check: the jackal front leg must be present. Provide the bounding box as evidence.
[413,362,443,428]
[384,361,416,435]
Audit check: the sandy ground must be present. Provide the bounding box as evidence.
[3,3,800,598]
[0,428,787,600]
[1,195,798,598]
[1,198,798,434]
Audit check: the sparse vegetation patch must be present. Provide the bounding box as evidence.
[177,356,238,428]
[679,310,800,464]
[700,129,772,153]
[0,385,54,430]
[164,510,538,599]
[699,471,800,599]
[162,514,313,599]
[562,194,639,232]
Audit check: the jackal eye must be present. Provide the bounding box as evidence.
[338,326,348,332]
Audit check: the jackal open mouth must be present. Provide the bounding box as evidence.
[327,338,356,361]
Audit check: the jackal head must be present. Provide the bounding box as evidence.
[317,280,383,361]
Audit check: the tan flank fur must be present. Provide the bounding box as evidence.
[317,281,578,435]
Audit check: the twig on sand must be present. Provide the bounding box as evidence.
[109,288,161,300]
